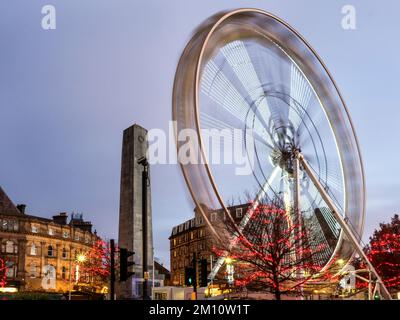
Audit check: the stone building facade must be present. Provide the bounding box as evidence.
[0,186,101,293]
[169,204,248,287]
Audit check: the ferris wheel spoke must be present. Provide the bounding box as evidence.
[202,60,251,123]
[289,64,313,129]
[281,171,292,213]
[220,41,280,129]
[202,60,275,143]
[208,166,281,280]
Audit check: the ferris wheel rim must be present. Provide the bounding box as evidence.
[194,7,364,225]
[173,8,366,274]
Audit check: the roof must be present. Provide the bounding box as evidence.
[0,186,21,215]
[169,203,250,237]
[0,186,93,232]
[154,261,170,276]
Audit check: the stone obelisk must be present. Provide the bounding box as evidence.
[117,124,153,299]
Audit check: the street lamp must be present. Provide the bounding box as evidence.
[225,257,233,265]
[68,252,87,300]
[77,253,87,263]
[337,259,345,266]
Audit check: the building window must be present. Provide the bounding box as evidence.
[154,292,167,300]
[62,266,67,279]
[4,240,17,254]
[210,212,217,222]
[62,248,67,259]
[236,208,243,218]
[30,243,37,256]
[47,245,54,257]
[31,225,38,233]
[48,228,54,236]
[30,263,37,278]
[75,234,80,241]
[173,250,177,258]
[63,231,69,238]
[173,239,176,246]
[199,229,204,237]
[1,219,18,232]
[190,232,194,240]
[6,261,16,278]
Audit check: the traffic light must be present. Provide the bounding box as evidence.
[200,259,208,287]
[119,248,135,281]
[185,267,195,286]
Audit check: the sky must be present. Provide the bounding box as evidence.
[0,0,399,268]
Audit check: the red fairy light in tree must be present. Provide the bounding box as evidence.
[363,214,400,291]
[0,257,7,288]
[73,239,112,288]
[213,198,334,300]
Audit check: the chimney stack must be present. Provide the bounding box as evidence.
[53,212,68,225]
[16,204,26,214]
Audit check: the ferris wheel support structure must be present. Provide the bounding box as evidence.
[296,151,391,300]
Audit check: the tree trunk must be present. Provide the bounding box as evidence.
[273,271,281,300]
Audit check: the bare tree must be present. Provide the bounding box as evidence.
[213,196,331,300]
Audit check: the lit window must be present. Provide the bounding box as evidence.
[30,263,37,278]
[6,261,16,278]
[30,243,37,256]
[190,232,194,240]
[173,239,176,246]
[31,225,38,233]
[48,229,54,236]
[62,266,67,279]
[5,241,16,254]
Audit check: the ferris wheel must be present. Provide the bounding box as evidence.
[172,8,390,299]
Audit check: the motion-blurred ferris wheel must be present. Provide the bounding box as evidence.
[172,8,390,298]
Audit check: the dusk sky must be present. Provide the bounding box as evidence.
[1,0,399,267]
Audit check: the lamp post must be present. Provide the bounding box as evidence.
[225,257,234,299]
[138,156,150,300]
[68,252,87,300]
